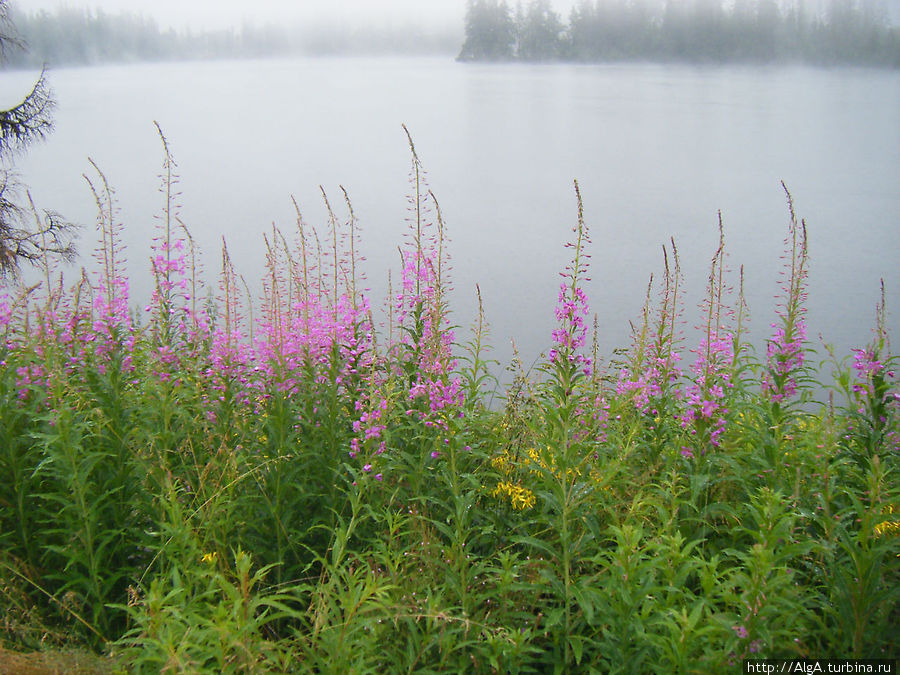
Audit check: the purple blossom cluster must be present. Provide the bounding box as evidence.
[761,319,806,403]
[615,353,683,416]
[149,229,210,337]
[848,341,899,451]
[573,393,610,444]
[550,282,592,377]
[150,238,188,305]
[351,238,463,479]
[14,359,45,401]
[762,196,809,406]
[851,346,894,396]
[615,242,685,417]
[350,395,388,460]
[0,295,11,328]
[396,249,434,327]
[255,294,373,397]
[680,334,735,448]
[342,143,464,479]
[202,329,258,415]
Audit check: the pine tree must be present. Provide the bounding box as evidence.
[517,0,565,61]
[458,0,516,61]
[0,0,73,279]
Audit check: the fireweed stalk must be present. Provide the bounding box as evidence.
[680,219,738,454]
[616,240,684,427]
[848,282,899,457]
[147,125,214,387]
[350,130,463,488]
[149,124,185,345]
[204,240,257,425]
[487,189,607,510]
[129,124,214,420]
[761,185,810,416]
[77,163,134,378]
[545,181,606,459]
[528,180,603,668]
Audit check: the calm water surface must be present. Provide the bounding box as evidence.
[4,57,899,379]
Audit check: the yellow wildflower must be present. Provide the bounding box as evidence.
[874,504,899,538]
[874,520,900,537]
[491,481,536,511]
[491,449,514,475]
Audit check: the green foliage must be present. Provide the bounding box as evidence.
[116,549,302,673]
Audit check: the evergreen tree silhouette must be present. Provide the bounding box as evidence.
[0,0,73,279]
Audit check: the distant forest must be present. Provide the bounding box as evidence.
[460,0,900,66]
[2,5,460,68]
[3,1,899,68]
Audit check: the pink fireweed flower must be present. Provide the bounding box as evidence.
[87,272,135,370]
[617,354,682,415]
[851,346,891,400]
[389,238,465,442]
[732,624,749,639]
[550,282,593,376]
[0,296,12,328]
[763,192,809,405]
[848,336,899,452]
[680,334,734,448]
[348,170,464,477]
[762,320,806,403]
[253,291,375,415]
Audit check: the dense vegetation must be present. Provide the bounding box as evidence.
[460,0,900,66]
[0,128,898,672]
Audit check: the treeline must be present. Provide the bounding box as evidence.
[459,0,900,66]
[3,5,459,68]
[4,7,279,66]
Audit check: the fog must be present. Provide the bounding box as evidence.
[13,0,900,68]
[26,0,894,32]
[22,0,473,30]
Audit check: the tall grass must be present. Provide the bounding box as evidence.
[0,129,897,672]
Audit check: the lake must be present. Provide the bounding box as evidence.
[4,57,899,381]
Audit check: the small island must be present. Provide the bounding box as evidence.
[459,0,900,66]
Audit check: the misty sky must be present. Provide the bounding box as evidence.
[21,0,523,30]
[21,1,900,31]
